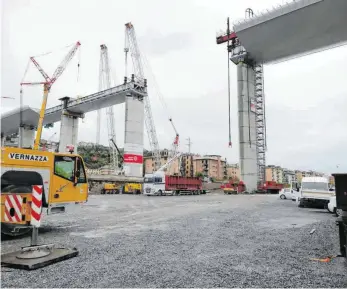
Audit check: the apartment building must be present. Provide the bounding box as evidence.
[227,163,240,180]
[295,170,325,182]
[194,155,227,180]
[144,149,180,175]
[265,165,284,184]
[144,150,197,176]
[283,169,296,184]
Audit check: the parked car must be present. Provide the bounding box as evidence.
[327,196,342,217]
[279,188,293,200]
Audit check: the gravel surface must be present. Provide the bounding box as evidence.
[2,193,346,288]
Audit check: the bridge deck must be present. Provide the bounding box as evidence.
[1,82,147,136]
[233,0,347,63]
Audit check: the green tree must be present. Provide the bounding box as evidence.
[195,171,204,178]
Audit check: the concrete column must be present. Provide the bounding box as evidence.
[123,93,144,177]
[58,111,82,153]
[18,126,35,149]
[57,97,84,153]
[237,62,258,192]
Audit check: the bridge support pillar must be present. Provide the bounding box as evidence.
[18,125,35,149]
[58,97,84,153]
[123,92,144,177]
[237,62,258,192]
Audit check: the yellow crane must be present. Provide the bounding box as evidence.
[1,42,88,237]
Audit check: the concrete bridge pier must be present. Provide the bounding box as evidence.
[123,92,144,178]
[237,62,258,192]
[18,125,35,149]
[58,97,84,153]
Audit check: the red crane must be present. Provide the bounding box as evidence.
[20,42,81,150]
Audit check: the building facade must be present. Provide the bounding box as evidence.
[193,155,227,180]
[227,163,241,180]
[265,165,284,184]
[283,168,296,184]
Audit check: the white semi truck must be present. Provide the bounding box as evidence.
[298,176,335,208]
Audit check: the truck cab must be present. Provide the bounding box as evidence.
[298,177,334,208]
[1,147,88,236]
[143,171,165,196]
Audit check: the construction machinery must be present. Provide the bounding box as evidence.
[221,180,246,194]
[101,183,121,194]
[124,22,161,171]
[123,183,142,194]
[1,146,88,236]
[20,42,81,150]
[96,44,120,172]
[1,42,87,237]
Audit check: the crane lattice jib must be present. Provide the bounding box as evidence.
[29,57,52,83]
[50,42,81,87]
[125,22,161,171]
[99,44,118,170]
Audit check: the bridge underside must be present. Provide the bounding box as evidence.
[1,82,146,137]
[234,0,347,64]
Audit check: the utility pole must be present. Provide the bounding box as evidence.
[186,137,192,154]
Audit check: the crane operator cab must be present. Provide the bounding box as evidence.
[1,147,88,236]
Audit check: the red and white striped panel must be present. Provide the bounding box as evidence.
[31,185,43,227]
[4,194,23,223]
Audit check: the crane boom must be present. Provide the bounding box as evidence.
[156,152,182,173]
[167,118,179,173]
[51,41,81,86]
[124,22,161,171]
[20,42,81,150]
[29,57,52,83]
[99,44,118,170]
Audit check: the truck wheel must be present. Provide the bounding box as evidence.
[298,200,305,208]
[158,190,163,196]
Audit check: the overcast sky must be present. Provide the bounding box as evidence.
[2,0,347,174]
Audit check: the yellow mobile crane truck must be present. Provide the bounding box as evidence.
[1,146,89,236]
[0,42,88,237]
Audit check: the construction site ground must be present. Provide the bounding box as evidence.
[2,192,346,288]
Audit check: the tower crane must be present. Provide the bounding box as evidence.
[98,44,119,171]
[124,22,161,171]
[20,41,81,150]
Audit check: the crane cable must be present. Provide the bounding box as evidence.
[227,17,232,148]
[33,42,75,58]
[76,45,82,103]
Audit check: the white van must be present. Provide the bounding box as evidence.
[298,177,335,208]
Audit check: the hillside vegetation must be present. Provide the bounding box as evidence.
[77,142,152,169]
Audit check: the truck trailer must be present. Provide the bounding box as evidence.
[257,181,283,194]
[143,171,204,196]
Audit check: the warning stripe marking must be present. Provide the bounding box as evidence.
[31,185,43,227]
[3,194,23,223]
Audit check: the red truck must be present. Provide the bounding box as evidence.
[221,180,246,194]
[143,172,206,196]
[257,181,283,194]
